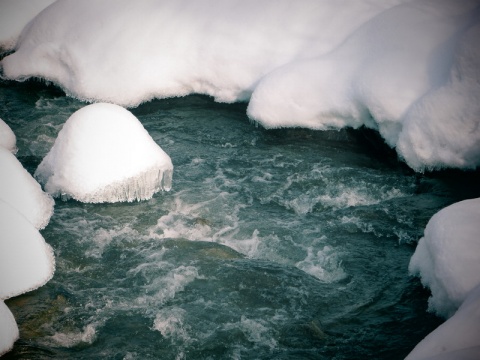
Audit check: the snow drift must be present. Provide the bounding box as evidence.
[0,119,17,153]
[0,301,19,356]
[408,198,480,359]
[0,0,56,51]
[409,198,480,318]
[406,284,480,360]
[0,200,55,355]
[35,103,173,203]
[0,147,54,229]
[1,0,480,171]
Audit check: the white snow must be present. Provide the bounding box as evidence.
[35,103,173,203]
[0,146,56,355]
[0,199,55,300]
[0,119,16,153]
[0,147,54,229]
[409,198,480,318]
[2,0,480,171]
[0,301,19,357]
[408,198,480,359]
[406,284,480,360]
[0,0,56,51]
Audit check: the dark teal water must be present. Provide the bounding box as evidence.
[2,80,479,359]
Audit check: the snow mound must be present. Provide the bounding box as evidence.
[0,301,19,357]
[0,0,56,51]
[409,198,480,318]
[0,147,54,229]
[408,198,480,358]
[1,0,480,171]
[0,199,55,300]
[35,103,173,203]
[0,119,16,153]
[406,284,480,360]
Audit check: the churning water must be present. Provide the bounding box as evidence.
[2,80,479,359]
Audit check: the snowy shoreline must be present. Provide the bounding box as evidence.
[1,0,480,358]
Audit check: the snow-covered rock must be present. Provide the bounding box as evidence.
[35,103,173,203]
[0,119,17,153]
[0,147,54,229]
[0,301,19,357]
[408,198,480,359]
[0,199,55,300]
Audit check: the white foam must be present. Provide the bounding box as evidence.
[295,246,347,283]
[224,316,278,350]
[2,0,479,170]
[50,324,96,347]
[409,198,480,318]
[132,266,199,307]
[153,307,191,343]
[35,103,173,203]
[0,199,55,300]
[0,301,19,356]
[0,147,54,229]
[0,119,17,153]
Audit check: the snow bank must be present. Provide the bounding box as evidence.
[0,199,55,300]
[406,284,480,360]
[0,147,54,229]
[2,0,480,171]
[409,198,480,318]
[0,118,16,153]
[408,198,480,359]
[35,103,173,203]
[0,301,19,356]
[0,0,56,51]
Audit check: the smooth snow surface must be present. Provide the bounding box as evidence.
[0,0,56,50]
[409,198,480,318]
[406,284,480,360]
[1,0,480,171]
[0,118,16,153]
[35,103,173,203]
[0,200,55,300]
[0,301,19,356]
[0,147,54,229]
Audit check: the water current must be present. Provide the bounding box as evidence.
[2,80,479,359]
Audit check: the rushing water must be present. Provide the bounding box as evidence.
[2,80,479,359]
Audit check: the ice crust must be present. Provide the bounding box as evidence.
[0,147,54,229]
[35,103,173,203]
[408,198,480,359]
[1,0,480,171]
[0,119,17,153]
